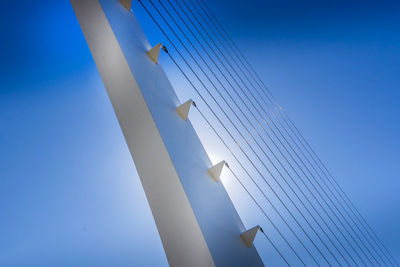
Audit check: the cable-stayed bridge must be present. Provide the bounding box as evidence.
[70,0,398,266]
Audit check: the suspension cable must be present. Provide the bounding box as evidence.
[170,0,372,265]
[152,0,378,264]
[178,0,384,264]
[144,0,340,264]
[137,1,312,265]
[137,0,395,265]
[194,0,395,264]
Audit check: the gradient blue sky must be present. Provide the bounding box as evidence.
[0,0,399,265]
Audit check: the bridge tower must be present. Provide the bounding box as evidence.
[70,0,264,266]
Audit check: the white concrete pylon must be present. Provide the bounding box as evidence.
[71,1,264,265]
[147,43,162,64]
[120,0,131,10]
[176,99,194,121]
[208,161,227,182]
[241,226,262,248]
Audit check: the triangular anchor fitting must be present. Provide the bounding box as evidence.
[120,0,132,10]
[176,99,195,121]
[240,225,262,248]
[208,161,227,182]
[147,43,162,64]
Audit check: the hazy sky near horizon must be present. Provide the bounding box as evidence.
[0,0,399,265]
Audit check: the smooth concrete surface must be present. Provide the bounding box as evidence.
[70,0,264,266]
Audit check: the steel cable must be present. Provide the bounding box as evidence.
[171,0,372,265]
[194,0,395,264]
[138,0,394,265]
[177,0,381,264]
[153,0,375,264]
[145,0,339,264]
[137,1,309,265]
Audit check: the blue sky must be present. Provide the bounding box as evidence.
[0,0,399,265]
